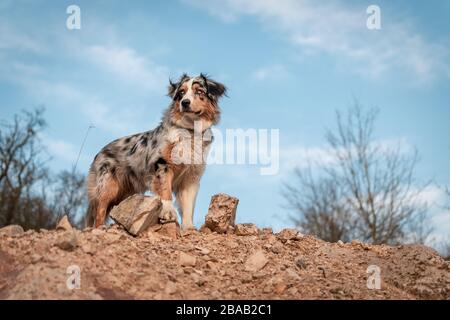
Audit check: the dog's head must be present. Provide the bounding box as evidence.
[167,73,226,130]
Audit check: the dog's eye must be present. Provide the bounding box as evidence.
[179,90,185,96]
[196,90,205,95]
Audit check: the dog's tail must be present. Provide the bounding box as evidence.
[84,200,97,228]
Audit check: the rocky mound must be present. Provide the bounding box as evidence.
[1,222,449,300]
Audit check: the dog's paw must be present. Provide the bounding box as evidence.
[159,200,178,223]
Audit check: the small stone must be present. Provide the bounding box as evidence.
[165,281,177,295]
[0,225,24,237]
[285,268,301,281]
[271,242,283,254]
[179,252,196,267]
[183,267,194,274]
[263,285,272,294]
[31,254,42,264]
[156,222,180,239]
[54,231,78,251]
[276,228,303,242]
[199,226,212,234]
[91,229,104,236]
[191,273,206,286]
[295,257,307,269]
[245,249,268,272]
[235,223,258,236]
[206,261,217,271]
[287,287,298,295]
[242,274,253,283]
[274,282,287,294]
[195,246,210,255]
[252,272,266,279]
[104,233,123,244]
[337,240,344,246]
[260,227,273,235]
[81,243,95,255]
[56,215,73,232]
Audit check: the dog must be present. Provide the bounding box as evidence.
[85,73,226,229]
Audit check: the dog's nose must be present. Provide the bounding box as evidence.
[181,99,191,110]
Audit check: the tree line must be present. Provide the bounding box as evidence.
[0,108,86,230]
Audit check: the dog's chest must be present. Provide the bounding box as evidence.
[166,127,212,165]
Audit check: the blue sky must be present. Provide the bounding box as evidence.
[0,0,449,247]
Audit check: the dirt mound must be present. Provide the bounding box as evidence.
[0,223,449,300]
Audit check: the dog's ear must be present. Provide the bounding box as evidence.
[200,73,227,101]
[167,74,190,98]
[167,79,178,98]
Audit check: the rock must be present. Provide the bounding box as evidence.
[274,282,287,294]
[235,223,258,236]
[295,257,307,269]
[81,243,95,255]
[245,249,268,272]
[91,228,104,236]
[285,268,301,281]
[271,242,283,254]
[150,222,180,239]
[110,194,162,236]
[199,226,212,234]
[195,246,210,255]
[54,231,78,251]
[206,261,217,271]
[30,254,42,264]
[203,193,239,234]
[276,228,303,242]
[0,225,24,237]
[165,281,177,295]
[191,273,206,286]
[179,252,197,267]
[260,228,273,235]
[56,215,72,231]
[337,240,344,246]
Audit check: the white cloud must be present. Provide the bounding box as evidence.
[184,0,450,81]
[40,134,89,167]
[0,22,46,53]
[251,64,289,81]
[85,45,169,93]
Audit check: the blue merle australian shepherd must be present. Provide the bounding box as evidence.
[86,74,226,230]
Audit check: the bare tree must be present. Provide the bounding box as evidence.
[0,108,87,230]
[282,166,354,242]
[0,108,49,228]
[283,103,432,245]
[49,169,86,227]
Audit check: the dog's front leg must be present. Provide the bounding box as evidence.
[151,160,177,223]
[176,180,199,230]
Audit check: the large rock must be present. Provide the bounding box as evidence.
[110,194,162,236]
[203,193,239,234]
